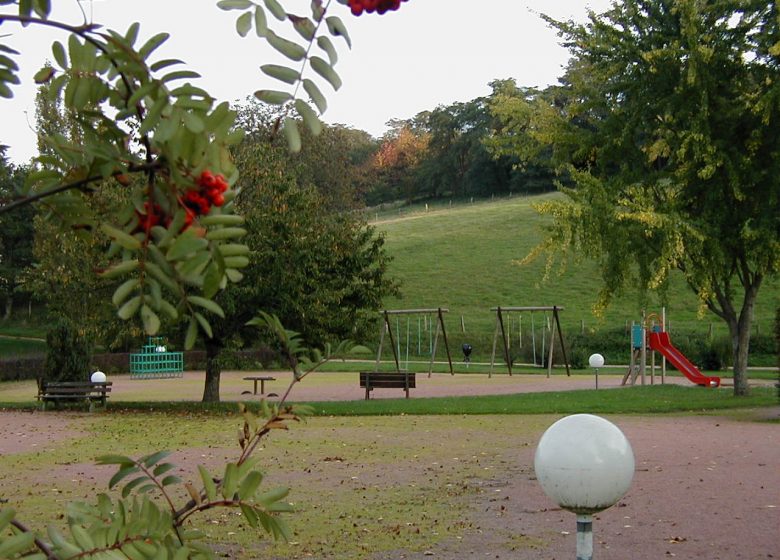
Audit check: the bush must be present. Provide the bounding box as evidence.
[44,318,93,382]
[0,355,44,381]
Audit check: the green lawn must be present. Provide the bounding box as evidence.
[297,384,777,417]
[0,336,46,356]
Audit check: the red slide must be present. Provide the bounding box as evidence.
[648,331,721,387]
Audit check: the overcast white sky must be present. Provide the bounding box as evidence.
[1,0,611,164]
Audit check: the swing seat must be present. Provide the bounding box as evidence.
[360,371,416,400]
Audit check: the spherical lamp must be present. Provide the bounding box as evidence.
[90,370,107,383]
[588,353,605,369]
[588,353,605,389]
[534,414,634,559]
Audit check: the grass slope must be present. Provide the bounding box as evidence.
[373,194,779,342]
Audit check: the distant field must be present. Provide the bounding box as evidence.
[373,193,779,344]
[0,336,46,357]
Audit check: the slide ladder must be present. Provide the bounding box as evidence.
[648,331,720,387]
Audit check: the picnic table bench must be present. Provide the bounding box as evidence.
[359,371,416,400]
[243,376,276,395]
[36,380,112,411]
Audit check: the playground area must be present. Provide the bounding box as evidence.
[0,367,711,404]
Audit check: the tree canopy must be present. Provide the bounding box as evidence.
[512,0,779,395]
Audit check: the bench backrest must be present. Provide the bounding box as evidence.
[359,372,416,388]
[39,381,113,394]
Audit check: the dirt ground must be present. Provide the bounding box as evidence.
[1,375,778,559]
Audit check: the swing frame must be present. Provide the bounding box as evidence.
[375,308,454,377]
[489,306,571,377]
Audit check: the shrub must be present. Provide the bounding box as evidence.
[44,318,93,382]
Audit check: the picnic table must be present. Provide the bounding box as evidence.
[243,375,276,395]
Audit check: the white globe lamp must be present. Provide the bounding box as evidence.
[588,353,605,389]
[90,370,107,383]
[534,414,634,560]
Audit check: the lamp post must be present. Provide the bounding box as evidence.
[90,370,106,383]
[588,353,604,389]
[534,414,634,560]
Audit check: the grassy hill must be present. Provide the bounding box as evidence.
[372,193,778,363]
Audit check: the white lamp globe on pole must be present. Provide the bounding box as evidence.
[534,414,634,560]
[588,353,605,389]
[90,370,107,383]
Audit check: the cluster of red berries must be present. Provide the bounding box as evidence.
[347,0,408,16]
[181,170,228,227]
[133,170,228,234]
[136,200,163,233]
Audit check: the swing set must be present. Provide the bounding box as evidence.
[489,306,570,377]
[375,308,454,377]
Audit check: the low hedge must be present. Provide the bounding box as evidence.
[0,347,277,382]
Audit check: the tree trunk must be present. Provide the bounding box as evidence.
[728,286,760,397]
[201,339,222,403]
[3,295,12,320]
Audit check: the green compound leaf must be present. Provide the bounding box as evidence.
[266,30,306,61]
[33,65,55,84]
[326,15,352,48]
[117,295,142,320]
[199,214,245,227]
[108,464,140,489]
[185,317,198,349]
[283,117,301,153]
[236,11,253,37]
[289,14,316,40]
[198,465,217,502]
[237,470,263,500]
[260,64,300,85]
[112,278,140,306]
[295,99,322,135]
[100,259,140,279]
[100,223,141,250]
[254,89,293,105]
[317,35,338,65]
[166,230,209,261]
[187,296,226,318]
[0,530,34,558]
[95,454,135,466]
[302,78,327,113]
[217,0,252,9]
[194,312,213,339]
[263,0,286,21]
[142,450,172,468]
[139,32,169,60]
[51,41,68,67]
[141,305,161,335]
[254,5,268,37]
[309,56,342,90]
[204,226,247,241]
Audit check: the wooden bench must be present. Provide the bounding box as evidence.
[359,371,416,400]
[36,380,112,411]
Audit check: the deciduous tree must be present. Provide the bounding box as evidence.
[522,0,779,395]
[0,148,33,320]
